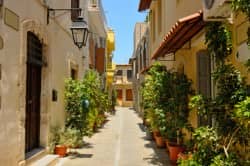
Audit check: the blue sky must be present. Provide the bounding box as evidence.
[102,0,147,64]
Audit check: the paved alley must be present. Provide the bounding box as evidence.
[58,107,170,166]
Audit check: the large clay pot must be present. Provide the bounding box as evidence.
[153,130,160,140]
[165,139,170,153]
[55,145,67,157]
[155,135,165,148]
[168,144,184,162]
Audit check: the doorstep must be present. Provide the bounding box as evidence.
[25,148,46,166]
[31,154,59,166]
[23,148,59,166]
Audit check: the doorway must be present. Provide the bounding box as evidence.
[25,32,43,152]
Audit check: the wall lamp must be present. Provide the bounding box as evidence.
[47,8,89,49]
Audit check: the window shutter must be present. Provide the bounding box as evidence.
[197,51,211,98]
[116,89,123,100]
[126,89,133,101]
[197,51,212,126]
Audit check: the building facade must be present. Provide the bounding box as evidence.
[0,0,109,165]
[130,22,150,116]
[88,0,107,78]
[106,28,115,95]
[137,0,250,136]
[113,64,133,107]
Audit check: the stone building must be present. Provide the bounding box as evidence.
[130,22,150,117]
[0,0,107,165]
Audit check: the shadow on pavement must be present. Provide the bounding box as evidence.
[82,142,94,149]
[137,123,146,132]
[143,140,170,166]
[67,152,93,160]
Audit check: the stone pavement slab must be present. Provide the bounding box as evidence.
[57,107,170,166]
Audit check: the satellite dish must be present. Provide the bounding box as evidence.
[204,0,214,9]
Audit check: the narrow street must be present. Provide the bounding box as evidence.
[58,107,170,166]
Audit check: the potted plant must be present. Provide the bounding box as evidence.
[54,132,69,157]
[144,108,154,140]
[64,128,83,149]
[154,108,167,148]
[49,126,71,157]
[165,72,193,162]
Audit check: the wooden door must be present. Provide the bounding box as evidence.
[25,32,42,153]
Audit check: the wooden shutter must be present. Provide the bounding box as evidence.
[116,89,122,100]
[126,89,133,101]
[71,0,80,21]
[197,51,211,98]
[197,50,212,126]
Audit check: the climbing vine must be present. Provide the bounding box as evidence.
[232,0,250,46]
[205,22,232,65]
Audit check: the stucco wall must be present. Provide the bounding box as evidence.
[113,65,133,107]
[149,0,202,62]
[0,0,89,165]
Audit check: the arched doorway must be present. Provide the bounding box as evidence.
[25,32,43,152]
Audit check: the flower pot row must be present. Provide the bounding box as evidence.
[151,130,185,163]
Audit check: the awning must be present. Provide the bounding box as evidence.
[152,11,205,60]
[138,0,152,12]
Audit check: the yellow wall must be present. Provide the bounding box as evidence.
[149,0,202,61]
[230,13,250,84]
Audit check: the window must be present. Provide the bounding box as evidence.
[71,68,77,80]
[127,70,132,79]
[126,89,133,101]
[116,70,123,76]
[71,0,80,21]
[151,10,156,41]
[143,41,147,68]
[158,0,162,33]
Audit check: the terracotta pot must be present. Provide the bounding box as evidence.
[168,144,184,162]
[55,145,67,157]
[155,135,165,148]
[165,139,169,153]
[153,130,160,140]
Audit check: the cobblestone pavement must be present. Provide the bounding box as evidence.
[57,107,171,166]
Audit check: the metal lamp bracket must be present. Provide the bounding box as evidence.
[47,8,82,24]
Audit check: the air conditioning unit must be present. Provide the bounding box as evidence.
[203,0,232,21]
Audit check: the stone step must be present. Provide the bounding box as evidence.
[31,154,59,166]
[25,148,47,166]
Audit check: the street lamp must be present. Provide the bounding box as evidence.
[47,8,89,49]
[70,17,89,49]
